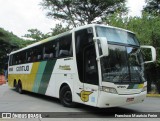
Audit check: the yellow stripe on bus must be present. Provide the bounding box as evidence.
[8,62,40,92]
[25,62,40,91]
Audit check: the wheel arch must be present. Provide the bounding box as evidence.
[18,79,23,89]
[59,82,75,107]
[13,79,17,87]
[59,83,71,95]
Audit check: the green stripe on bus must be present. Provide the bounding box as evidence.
[32,61,47,93]
[38,60,56,94]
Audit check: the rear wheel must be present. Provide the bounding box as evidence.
[13,80,17,88]
[60,86,75,107]
[17,82,23,94]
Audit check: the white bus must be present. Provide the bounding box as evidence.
[8,24,156,108]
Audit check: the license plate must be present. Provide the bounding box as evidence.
[126,98,134,102]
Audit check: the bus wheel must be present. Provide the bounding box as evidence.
[17,82,23,94]
[60,86,75,107]
[13,80,17,88]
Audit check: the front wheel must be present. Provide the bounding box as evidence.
[60,86,75,107]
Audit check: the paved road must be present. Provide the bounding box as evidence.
[0,83,160,121]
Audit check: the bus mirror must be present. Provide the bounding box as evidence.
[141,45,156,64]
[93,37,109,58]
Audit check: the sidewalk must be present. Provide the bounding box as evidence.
[0,75,6,85]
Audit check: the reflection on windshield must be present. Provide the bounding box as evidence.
[96,26,139,46]
[101,45,145,83]
[127,47,145,83]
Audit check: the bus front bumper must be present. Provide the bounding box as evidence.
[97,91,146,108]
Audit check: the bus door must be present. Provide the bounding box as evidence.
[82,44,99,106]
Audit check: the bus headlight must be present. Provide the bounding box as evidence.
[101,86,118,94]
[141,86,147,92]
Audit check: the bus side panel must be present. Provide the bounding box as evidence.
[32,61,47,93]
[24,62,40,91]
[36,60,56,95]
[8,62,40,91]
[45,58,75,98]
[8,74,15,87]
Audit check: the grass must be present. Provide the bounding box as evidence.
[147,94,160,97]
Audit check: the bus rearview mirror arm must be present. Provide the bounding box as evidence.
[93,37,109,60]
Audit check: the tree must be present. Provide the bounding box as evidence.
[23,24,70,41]
[105,13,160,93]
[143,0,160,16]
[0,28,32,73]
[23,29,48,41]
[40,0,127,27]
[50,24,70,36]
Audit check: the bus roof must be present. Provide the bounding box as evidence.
[9,24,134,55]
[73,24,134,34]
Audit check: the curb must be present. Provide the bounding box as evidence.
[147,94,160,97]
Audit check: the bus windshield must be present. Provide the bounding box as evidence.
[96,26,145,83]
[100,45,145,83]
[96,26,140,46]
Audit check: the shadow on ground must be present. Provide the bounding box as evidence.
[11,89,138,118]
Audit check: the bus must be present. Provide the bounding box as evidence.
[8,24,156,108]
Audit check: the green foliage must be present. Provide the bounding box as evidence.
[0,28,31,73]
[23,29,49,41]
[23,24,70,41]
[106,13,160,65]
[105,13,160,93]
[50,24,70,36]
[40,0,127,27]
[143,0,160,16]
[0,28,23,48]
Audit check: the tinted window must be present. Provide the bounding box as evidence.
[43,34,72,59]
[75,28,94,82]
[58,34,72,58]
[96,26,140,46]
[11,34,73,65]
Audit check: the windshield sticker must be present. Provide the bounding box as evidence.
[127,84,144,89]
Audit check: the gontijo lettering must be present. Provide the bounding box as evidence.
[16,65,29,71]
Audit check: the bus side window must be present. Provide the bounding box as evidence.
[9,55,13,66]
[26,50,34,63]
[12,54,16,65]
[15,55,19,64]
[43,40,57,60]
[19,51,27,64]
[58,34,72,58]
[35,46,43,61]
[55,42,59,58]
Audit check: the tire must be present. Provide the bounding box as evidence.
[13,81,17,88]
[17,82,23,94]
[60,86,75,107]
